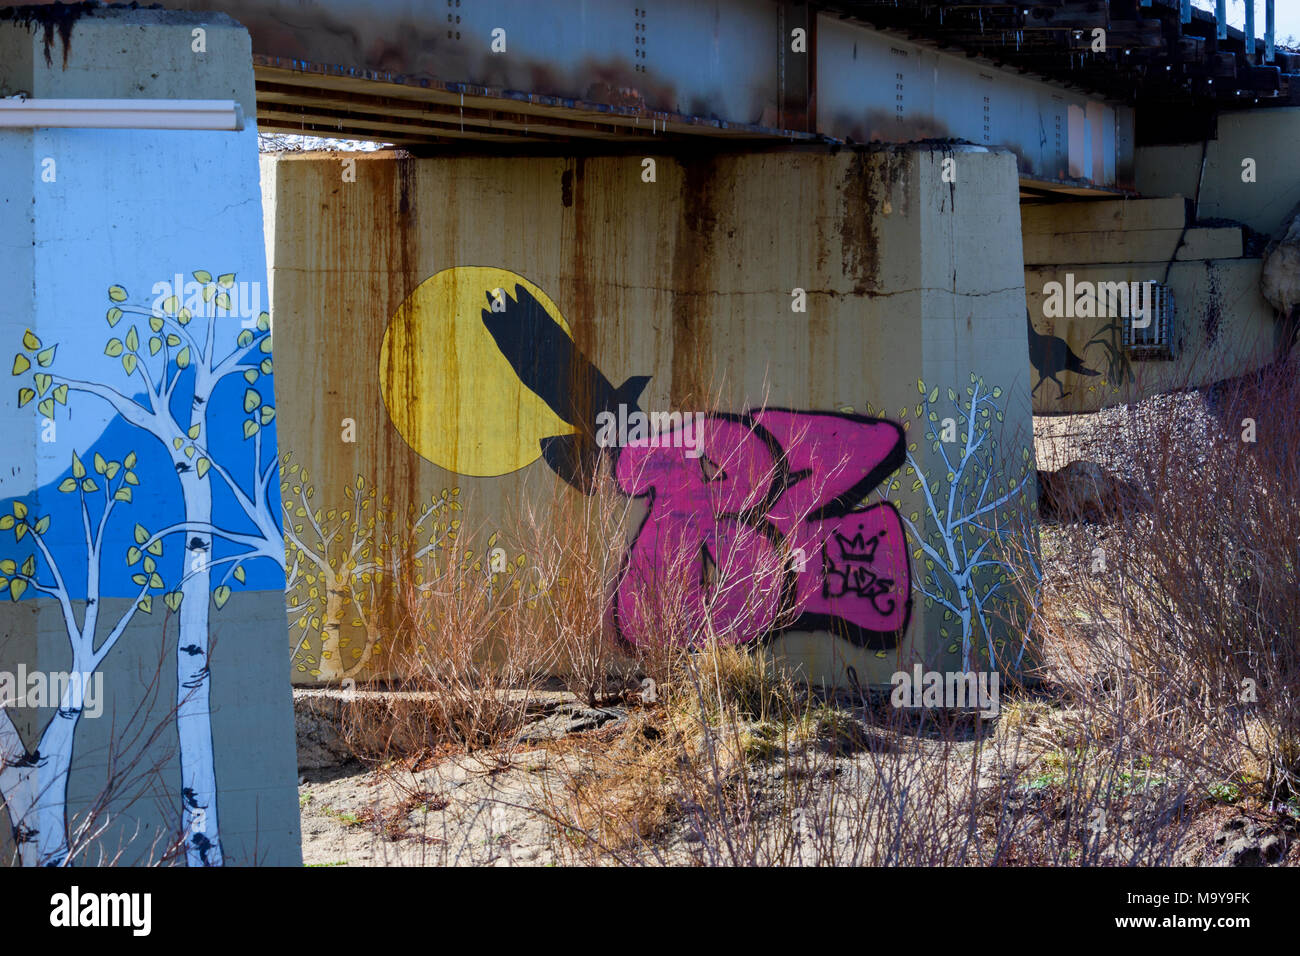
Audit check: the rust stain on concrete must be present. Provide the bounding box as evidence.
[669,156,719,409]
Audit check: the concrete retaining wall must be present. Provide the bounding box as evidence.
[1023,197,1276,415]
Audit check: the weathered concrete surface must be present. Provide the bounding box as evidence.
[1022,197,1276,415]
[1136,108,1300,238]
[265,144,1036,688]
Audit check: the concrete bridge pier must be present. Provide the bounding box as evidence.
[263,143,1036,686]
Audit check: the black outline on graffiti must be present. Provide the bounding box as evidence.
[609,409,912,651]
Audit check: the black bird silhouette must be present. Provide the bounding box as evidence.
[481,285,650,491]
[1027,310,1098,399]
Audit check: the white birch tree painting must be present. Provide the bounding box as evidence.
[9,270,284,866]
[0,446,160,865]
[867,373,1035,670]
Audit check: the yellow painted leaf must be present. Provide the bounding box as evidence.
[52,384,67,405]
[17,387,33,407]
[58,477,76,493]
[106,307,123,327]
[12,354,29,375]
[108,285,127,303]
[105,339,123,357]
[22,330,41,350]
[197,458,210,478]
[214,585,232,609]
[176,347,190,368]
[193,270,212,283]
[37,399,53,418]
[217,273,235,288]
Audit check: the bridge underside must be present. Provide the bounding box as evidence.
[149,0,1164,197]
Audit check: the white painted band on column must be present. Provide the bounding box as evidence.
[0,98,243,130]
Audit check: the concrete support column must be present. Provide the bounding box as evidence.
[265,144,1034,687]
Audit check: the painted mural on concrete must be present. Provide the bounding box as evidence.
[613,410,910,650]
[1027,311,1102,400]
[2,271,282,866]
[867,377,1034,668]
[375,267,922,651]
[2,118,299,865]
[282,464,527,681]
[363,266,1039,666]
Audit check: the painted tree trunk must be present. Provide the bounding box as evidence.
[176,467,223,866]
[315,578,385,681]
[0,667,88,866]
[315,574,348,681]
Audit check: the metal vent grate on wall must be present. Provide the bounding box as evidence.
[1123,282,1175,360]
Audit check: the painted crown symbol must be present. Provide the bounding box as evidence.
[833,526,880,563]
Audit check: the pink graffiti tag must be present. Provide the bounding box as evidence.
[612,410,911,649]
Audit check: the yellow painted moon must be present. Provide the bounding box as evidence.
[379,266,576,476]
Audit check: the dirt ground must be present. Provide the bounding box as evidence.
[297,394,1298,866]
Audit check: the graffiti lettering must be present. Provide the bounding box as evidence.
[612,410,910,649]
